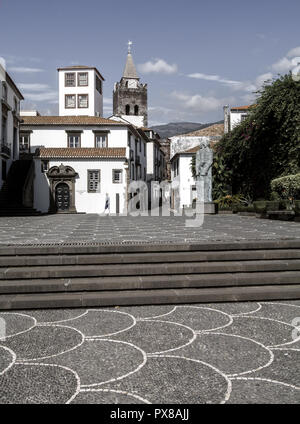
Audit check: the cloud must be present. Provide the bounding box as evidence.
[272,46,300,72]
[138,59,178,74]
[103,97,113,104]
[23,91,58,102]
[171,91,232,113]
[18,83,50,91]
[188,73,240,86]
[8,66,44,73]
[287,47,300,58]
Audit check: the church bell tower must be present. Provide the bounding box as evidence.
[113,42,148,128]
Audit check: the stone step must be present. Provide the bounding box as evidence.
[0,271,299,294]
[0,284,299,310]
[1,259,300,280]
[1,239,300,256]
[1,249,300,267]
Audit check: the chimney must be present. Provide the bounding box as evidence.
[223,105,230,134]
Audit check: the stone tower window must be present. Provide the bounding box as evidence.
[134,105,139,115]
[125,104,130,115]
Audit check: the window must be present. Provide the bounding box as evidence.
[68,133,81,148]
[139,138,141,152]
[88,170,100,193]
[96,76,102,94]
[125,104,130,115]
[1,116,7,143]
[65,73,76,87]
[2,82,7,102]
[78,94,88,108]
[241,114,248,122]
[134,105,139,115]
[95,133,107,148]
[78,72,88,86]
[65,94,76,108]
[112,169,122,183]
[19,133,30,152]
[131,163,135,180]
[14,97,19,113]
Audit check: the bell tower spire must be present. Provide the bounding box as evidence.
[113,42,148,128]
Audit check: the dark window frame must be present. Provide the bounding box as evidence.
[112,169,123,184]
[65,94,76,109]
[77,93,89,109]
[87,169,101,193]
[65,72,76,87]
[67,132,81,148]
[77,72,89,87]
[94,132,108,148]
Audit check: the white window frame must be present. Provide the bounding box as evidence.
[112,169,123,184]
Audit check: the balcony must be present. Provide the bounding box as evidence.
[1,142,11,158]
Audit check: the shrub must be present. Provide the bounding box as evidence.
[270,173,300,200]
[215,194,249,210]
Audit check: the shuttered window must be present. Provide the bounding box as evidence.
[88,170,100,193]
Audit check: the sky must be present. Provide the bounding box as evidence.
[0,0,300,125]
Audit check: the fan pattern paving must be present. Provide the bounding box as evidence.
[0,301,299,404]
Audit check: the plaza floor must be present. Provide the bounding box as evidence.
[0,214,299,404]
[0,300,299,404]
[0,213,299,245]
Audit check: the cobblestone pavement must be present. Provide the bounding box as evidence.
[0,300,299,404]
[0,214,299,245]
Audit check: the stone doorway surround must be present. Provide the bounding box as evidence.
[47,164,78,213]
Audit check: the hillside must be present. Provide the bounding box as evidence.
[150,120,223,138]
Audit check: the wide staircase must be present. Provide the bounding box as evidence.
[0,160,40,216]
[0,239,299,309]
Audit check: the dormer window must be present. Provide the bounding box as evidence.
[65,73,76,87]
[78,94,88,108]
[65,94,76,108]
[78,72,88,86]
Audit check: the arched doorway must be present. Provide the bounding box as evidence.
[55,183,70,211]
[47,164,78,213]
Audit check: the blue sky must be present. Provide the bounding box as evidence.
[1,0,299,125]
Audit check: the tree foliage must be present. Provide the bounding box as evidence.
[213,73,300,200]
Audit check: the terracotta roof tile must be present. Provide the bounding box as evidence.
[230,105,252,111]
[36,147,126,159]
[21,116,124,126]
[180,123,224,137]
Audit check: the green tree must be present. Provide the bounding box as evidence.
[215,72,300,199]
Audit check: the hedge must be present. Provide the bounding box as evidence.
[270,173,300,200]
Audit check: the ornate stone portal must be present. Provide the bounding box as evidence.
[47,164,78,213]
[195,140,216,214]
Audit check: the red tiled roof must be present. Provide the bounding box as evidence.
[231,105,252,111]
[36,147,126,159]
[21,116,124,126]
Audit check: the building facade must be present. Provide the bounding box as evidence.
[20,115,147,214]
[0,63,23,190]
[58,66,104,117]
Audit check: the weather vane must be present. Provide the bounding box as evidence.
[128,40,133,53]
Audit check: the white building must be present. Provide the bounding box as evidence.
[170,146,198,209]
[0,63,23,189]
[20,115,147,214]
[58,66,104,117]
[224,105,251,133]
